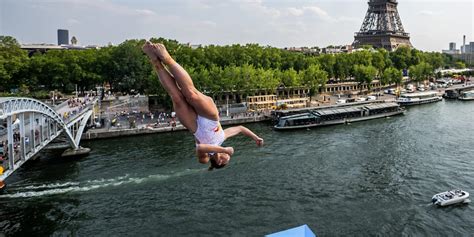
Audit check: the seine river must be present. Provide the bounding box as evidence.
[1,100,473,236]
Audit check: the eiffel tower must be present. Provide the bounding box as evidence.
[353,0,412,51]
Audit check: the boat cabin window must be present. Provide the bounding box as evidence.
[282,115,320,127]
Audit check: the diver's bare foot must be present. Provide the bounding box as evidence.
[153,43,174,65]
[142,41,158,61]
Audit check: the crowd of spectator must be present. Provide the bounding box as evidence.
[107,111,178,129]
[103,108,271,131]
[67,97,86,108]
[224,110,270,120]
[63,96,96,120]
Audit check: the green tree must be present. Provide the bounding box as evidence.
[95,46,114,89]
[300,64,328,101]
[108,40,150,93]
[409,62,433,83]
[390,46,411,70]
[0,35,456,102]
[278,68,299,87]
[409,49,423,67]
[318,54,336,79]
[454,61,466,69]
[353,64,377,91]
[334,54,351,81]
[424,52,444,70]
[0,36,29,91]
[372,49,388,76]
[352,49,373,67]
[382,67,403,86]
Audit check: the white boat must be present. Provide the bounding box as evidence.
[458,90,474,101]
[431,190,470,206]
[397,91,442,106]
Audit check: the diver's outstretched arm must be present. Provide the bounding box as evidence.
[224,126,264,146]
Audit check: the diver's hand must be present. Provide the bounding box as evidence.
[216,154,230,166]
[224,147,234,156]
[255,137,264,147]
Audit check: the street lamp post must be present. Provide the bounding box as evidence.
[96,86,102,127]
[226,95,229,117]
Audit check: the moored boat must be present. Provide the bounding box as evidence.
[274,102,404,130]
[458,90,474,101]
[396,91,442,106]
[432,190,470,206]
[444,84,474,99]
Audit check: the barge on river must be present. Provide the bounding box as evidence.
[274,102,404,130]
[396,91,442,106]
[443,84,474,99]
[458,90,474,101]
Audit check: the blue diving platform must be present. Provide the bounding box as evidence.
[266,224,316,237]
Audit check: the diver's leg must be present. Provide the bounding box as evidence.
[144,42,197,132]
[154,62,198,132]
[153,44,219,121]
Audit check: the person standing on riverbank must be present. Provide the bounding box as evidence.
[142,41,264,170]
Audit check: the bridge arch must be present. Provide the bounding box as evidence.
[0,97,94,182]
[0,97,77,148]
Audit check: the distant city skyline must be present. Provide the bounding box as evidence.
[1,0,473,52]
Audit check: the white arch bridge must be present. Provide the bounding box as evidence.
[0,97,96,183]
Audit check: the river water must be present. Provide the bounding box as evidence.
[0,100,473,236]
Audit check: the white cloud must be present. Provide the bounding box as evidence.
[234,0,281,18]
[67,18,80,25]
[44,0,156,17]
[419,10,436,16]
[287,7,304,16]
[192,1,212,9]
[200,20,218,28]
[134,9,156,17]
[303,6,331,20]
[238,0,263,4]
[282,5,333,21]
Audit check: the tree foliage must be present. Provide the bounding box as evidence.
[0,36,29,91]
[0,35,463,102]
[353,65,377,90]
[382,67,403,86]
[409,62,433,83]
[300,64,328,99]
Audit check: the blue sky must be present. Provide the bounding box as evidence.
[1,0,473,52]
